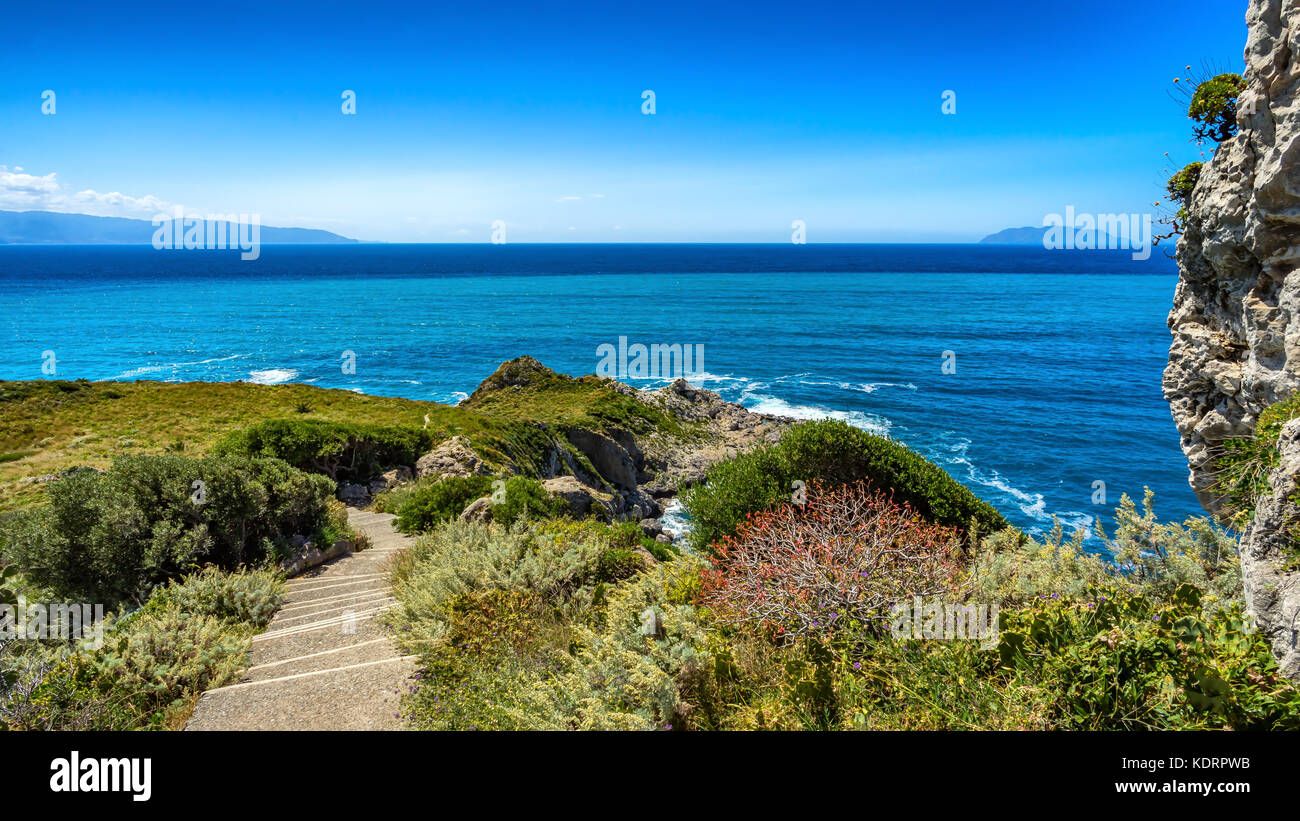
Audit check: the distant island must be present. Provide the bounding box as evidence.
[979,225,1115,246]
[0,210,358,244]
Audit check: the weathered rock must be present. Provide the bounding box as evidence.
[1164,0,1300,677]
[338,483,369,504]
[380,466,414,487]
[459,495,494,523]
[567,428,639,489]
[639,517,663,537]
[541,476,614,519]
[416,435,487,479]
[1237,419,1300,678]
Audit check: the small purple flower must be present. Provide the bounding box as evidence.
[852,661,862,670]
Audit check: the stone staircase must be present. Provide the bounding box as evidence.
[185,510,417,731]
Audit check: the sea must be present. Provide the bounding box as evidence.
[0,243,1200,536]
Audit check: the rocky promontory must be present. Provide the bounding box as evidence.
[365,356,790,532]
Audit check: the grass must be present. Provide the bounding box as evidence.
[1213,393,1300,526]
[460,361,689,436]
[0,361,700,511]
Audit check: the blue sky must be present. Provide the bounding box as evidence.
[0,0,1248,242]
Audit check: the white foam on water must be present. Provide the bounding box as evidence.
[657,499,694,550]
[247,369,298,385]
[109,353,247,380]
[930,434,1094,535]
[744,393,893,438]
[791,377,918,394]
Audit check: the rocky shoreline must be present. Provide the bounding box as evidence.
[335,358,791,542]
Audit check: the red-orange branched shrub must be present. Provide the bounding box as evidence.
[700,480,962,640]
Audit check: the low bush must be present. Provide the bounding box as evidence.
[143,566,285,628]
[1189,73,1246,143]
[996,584,1299,730]
[489,476,569,526]
[0,453,332,609]
[1,563,279,730]
[216,418,432,481]
[682,419,1004,553]
[701,481,961,640]
[392,475,494,534]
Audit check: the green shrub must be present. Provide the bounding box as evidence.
[144,566,285,628]
[91,606,248,709]
[397,557,712,731]
[971,491,1239,615]
[1213,393,1300,526]
[997,584,1300,730]
[390,520,603,649]
[216,418,432,480]
[682,419,1005,553]
[0,453,333,608]
[1166,161,1202,203]
[393,475,494,534]
[1189,73,1246,143]
[2,565,270,731]
[489,476,569,526]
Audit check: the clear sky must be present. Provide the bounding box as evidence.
[0,0,1249,242]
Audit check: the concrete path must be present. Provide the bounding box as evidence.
[185,510,417,731]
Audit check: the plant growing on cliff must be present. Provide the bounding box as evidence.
[1162,161,1203,228]
[1155,61,1245,245]
[1188,73,1247,144]
[1212,394,1300,527]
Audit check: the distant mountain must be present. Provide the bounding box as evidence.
[0,210,357,244]
[979,225,1116,246]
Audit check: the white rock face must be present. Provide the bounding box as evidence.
[1165,0,1300,674]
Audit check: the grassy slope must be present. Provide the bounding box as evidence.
[0,363,694,511]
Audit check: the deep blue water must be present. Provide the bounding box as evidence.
[0,243,1198,535]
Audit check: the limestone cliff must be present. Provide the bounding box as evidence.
[1165,0,1300,675]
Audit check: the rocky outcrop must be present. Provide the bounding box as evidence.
[541,476,616,519]
[1165,0,1300,674]
[566,429,640,489]
[415,435,488,479]
[1238,419,1300,677]
[411,360,792,532]
[632,379,787,496]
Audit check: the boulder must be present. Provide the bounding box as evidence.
[416,436,488,479]
[338,483,369,504]
[460,496,494,523]
[380,466,414,487]
[542,476,614,519]
[567,428,639,489]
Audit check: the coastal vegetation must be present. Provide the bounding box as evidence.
[0,452,340,609]
[388,477,1296,730]
[2,365,1295,731]
[1,566,283,730]
[1213,394,1300,527]
[1156,67,1243,243]
[680,419,1005,554]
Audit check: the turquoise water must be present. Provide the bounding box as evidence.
[0,243,1197,534]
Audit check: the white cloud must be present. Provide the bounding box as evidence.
[555,195,582,202]
[0,165,175,217]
